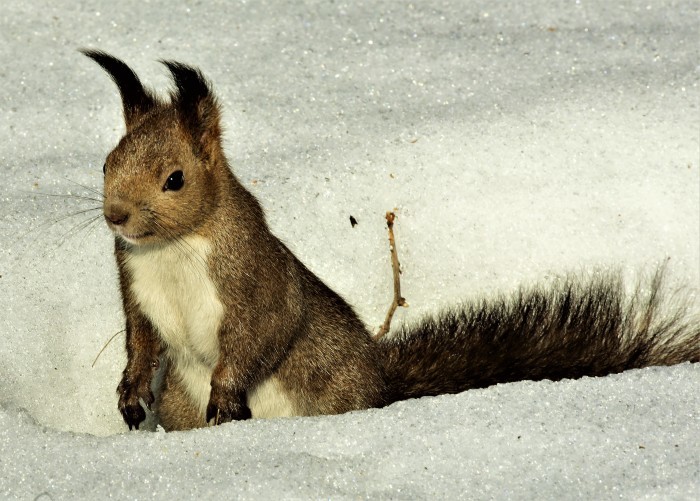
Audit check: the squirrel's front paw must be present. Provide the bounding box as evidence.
[117,375,154,430]
[206,384,251,425]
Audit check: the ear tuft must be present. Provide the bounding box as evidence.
[161,61,212,109]
[80,49,157,130]
[161,60,223,163]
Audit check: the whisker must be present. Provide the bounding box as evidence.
[20,189,103,204]
[143,210,210,284]
[147,210,260,288]
[153,218,209,271]
[44,213,104,256]
[17,207,103,249]
[38,192,103,204]
[63,178,104,199]
[37,206,103,233]
[15,178,104,248]
[2,178,107,278]
[147,209,203,239]
[77,214,106,248]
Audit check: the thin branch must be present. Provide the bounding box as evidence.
[375,211,408,339]
[91,329,125,367]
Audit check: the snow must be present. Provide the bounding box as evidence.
[0,0,698,498]
[2,365,699,499]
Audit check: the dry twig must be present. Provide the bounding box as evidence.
[91,329,125,367]
[375,211,407,339]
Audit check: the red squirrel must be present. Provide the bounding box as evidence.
[82,50,700,431]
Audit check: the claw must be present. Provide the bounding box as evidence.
[118,374,153,431]
[205,403,218,424]
[206,397,251,425]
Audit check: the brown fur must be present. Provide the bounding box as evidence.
[156,361,207,431]
[83,50,386,430]
[82,50,700,432]
[381,268,700,403]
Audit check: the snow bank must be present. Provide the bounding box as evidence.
[2,365,698,499]
[0,0,697,498]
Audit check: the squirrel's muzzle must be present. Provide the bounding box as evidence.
[104,204,130,226]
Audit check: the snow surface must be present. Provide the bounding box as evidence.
[0,0,698,498]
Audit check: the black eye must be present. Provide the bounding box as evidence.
[164,170,185,191]
[102,163,106,175]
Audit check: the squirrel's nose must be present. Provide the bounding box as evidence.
[104,205,130,226]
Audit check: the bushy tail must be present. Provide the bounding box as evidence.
[379,268,699,403]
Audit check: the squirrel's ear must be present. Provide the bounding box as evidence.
[161,60,222,164]
[80,49,157,131]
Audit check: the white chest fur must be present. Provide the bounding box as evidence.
[124,235,296,419]
[125,235,223,411]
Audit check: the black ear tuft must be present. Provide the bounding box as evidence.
[81,49,157,130]
[161,60,222,162]
[161,60,212,109]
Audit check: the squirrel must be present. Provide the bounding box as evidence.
[81,50,700,432]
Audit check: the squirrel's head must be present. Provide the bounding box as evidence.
[82,50,225,247]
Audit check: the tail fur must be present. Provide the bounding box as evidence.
[380,267,699,403]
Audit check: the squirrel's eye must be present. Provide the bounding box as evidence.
[102,163,106,175]
[164,170,185,191]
